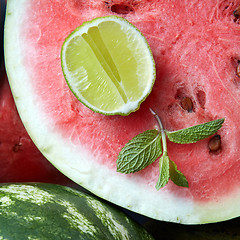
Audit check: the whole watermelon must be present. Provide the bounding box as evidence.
[4,0,240,224]
[0,183,153,239]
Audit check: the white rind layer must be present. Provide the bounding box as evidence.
[4,0,240,224]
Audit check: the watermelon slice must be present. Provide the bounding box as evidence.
[0,67,73,184]
[4,0,240,224]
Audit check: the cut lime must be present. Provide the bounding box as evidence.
[61,16,156,115]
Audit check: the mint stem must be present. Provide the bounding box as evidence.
[149,109,167,153]
[150,109,189,189]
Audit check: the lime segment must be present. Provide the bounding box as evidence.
[61,16,156,115]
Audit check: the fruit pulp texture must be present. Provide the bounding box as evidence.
[22,0,240,201]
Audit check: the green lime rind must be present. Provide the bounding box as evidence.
[166,118,225,144]
[61,15,156,116]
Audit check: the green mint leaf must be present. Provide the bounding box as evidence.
[169,159,189,187]
[117,130,162,174]
[166,118,224,144]
[155,152,170,190]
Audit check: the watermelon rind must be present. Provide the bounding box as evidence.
[4,0,240,224]
[0,183,153,240]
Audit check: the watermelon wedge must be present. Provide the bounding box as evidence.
[0,67,73,184]
[4,0,240,224]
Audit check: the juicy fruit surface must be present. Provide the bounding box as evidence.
[61,16,155,115]
[4,0,240,223]
[0,183,153,239]
[20,0,240,200]
[0,69,72,184]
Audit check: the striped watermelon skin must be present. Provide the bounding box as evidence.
[0,183,153,240]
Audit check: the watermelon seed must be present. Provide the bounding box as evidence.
[180,97,193,112]
[236,61,240,78]
[13,138,23,152]
[13,143,22,152]
[110,4,134,14]
[196,89,206,109]
[208,134,221,152]
[233,6,240,19]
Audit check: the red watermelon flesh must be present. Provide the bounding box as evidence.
[0,67,72,184]
[4,0,240,223]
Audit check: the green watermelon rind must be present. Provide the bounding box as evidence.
[4,0,240,224]
[0,183,153,239]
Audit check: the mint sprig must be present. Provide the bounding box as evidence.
[117,109,224,190]
[151,109,189,189]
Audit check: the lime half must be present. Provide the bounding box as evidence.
[61,16,156,115]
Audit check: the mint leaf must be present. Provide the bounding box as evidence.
[155,152,170,190]
[117,130,162,174]
[166,118,224,144]
[117,109,224,191]
[169,159,188,187]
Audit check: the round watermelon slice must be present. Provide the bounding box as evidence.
[4,0,240,224]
